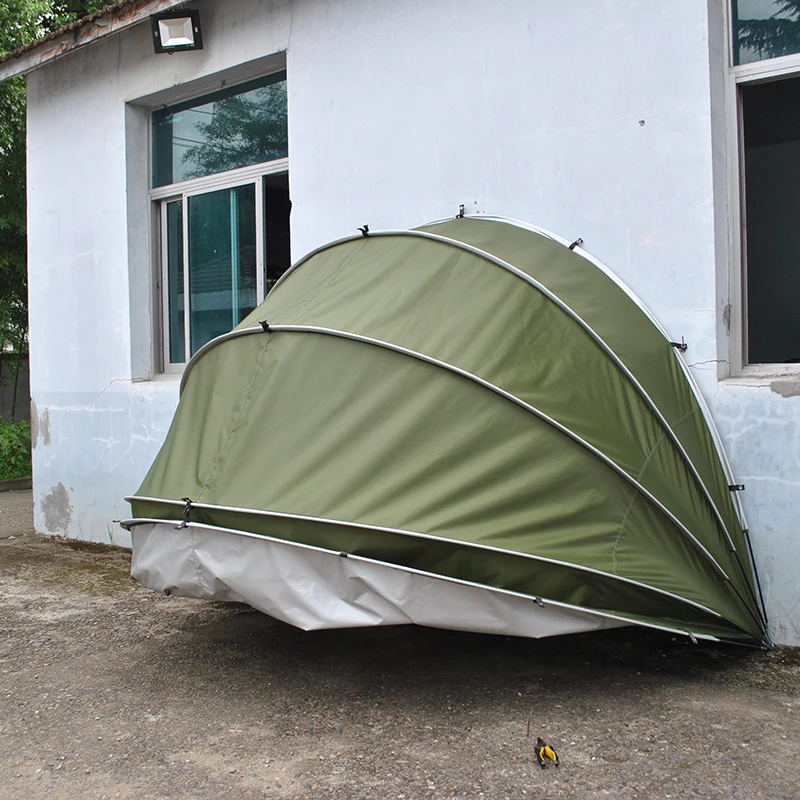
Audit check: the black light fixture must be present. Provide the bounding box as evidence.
[150,9,203,54]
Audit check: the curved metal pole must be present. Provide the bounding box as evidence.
[123,498,724,621]
[243,227,740,556]
[419,216,763,617]
[124,516,730,643]
[159,323,734,584]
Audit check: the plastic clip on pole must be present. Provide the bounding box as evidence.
[670,337,688,352]
[568,238,583,251]
[176,497,192,530]
[260,320,270,332]
[358,225,370,237]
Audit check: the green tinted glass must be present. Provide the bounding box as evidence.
[153,72,287,187]
[166,200,185,363]
[188,184,257,356]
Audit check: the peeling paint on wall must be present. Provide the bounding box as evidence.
[31,401,52,447]
[30,399,39,449]
[40,406,51,446]
[41,482,73,533]
[770,378,800,398]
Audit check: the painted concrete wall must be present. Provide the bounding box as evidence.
[25,0,800,643]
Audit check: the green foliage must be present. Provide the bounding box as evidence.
[45,1,112,32]
[0,68,28,356]
[0,416,31,481]
[0,0,51,361]
[0,1,51,53]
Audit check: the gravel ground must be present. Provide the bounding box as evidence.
[1,493,799,800]
[0,489,34,538]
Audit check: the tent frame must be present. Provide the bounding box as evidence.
[124,495,730,621]
[179,324,737,585]
[269,231,735,551]
[135,216,770,647]
[123,517,731,644]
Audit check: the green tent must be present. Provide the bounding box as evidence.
[123,216,769,647]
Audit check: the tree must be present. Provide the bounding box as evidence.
[0,1,50,417]
[0,1,107,417]
[736,0,800,61]
[181,82,288,179]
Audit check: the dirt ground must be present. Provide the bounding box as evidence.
[1,493,799,800]
[0,489,33,539]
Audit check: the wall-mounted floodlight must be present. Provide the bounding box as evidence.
[150,10,203,54]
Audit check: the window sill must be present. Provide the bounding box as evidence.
[131,373,183,392]
[722,363,800,391]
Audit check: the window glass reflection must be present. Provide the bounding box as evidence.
[733,0,800,65]
[153,72,287,187]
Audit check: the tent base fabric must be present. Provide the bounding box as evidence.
[128,521,631,638]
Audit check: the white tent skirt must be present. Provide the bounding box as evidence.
[129,521,629,639]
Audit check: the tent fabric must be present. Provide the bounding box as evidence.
[129,521,630,637]
[125,216,769,647]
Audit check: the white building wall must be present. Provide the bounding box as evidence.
[25,0,800,644]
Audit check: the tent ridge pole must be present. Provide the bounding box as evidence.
[253,324,734,585]
[252,227,740,560]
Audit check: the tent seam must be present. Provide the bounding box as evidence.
[670,407,700,428]
[273,240,368,325]
[613,490,640,575]
[637,431,667,482]
[196,335,272,502]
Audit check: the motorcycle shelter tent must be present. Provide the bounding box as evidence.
[124,216,769,648]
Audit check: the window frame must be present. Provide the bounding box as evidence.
[152,158,288,373]
[146,61,290,373]
[725,4,800,376]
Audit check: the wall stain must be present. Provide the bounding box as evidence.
[770,379,800,398]
[30,399,39,449]
[41,482,73,533]
[31,402,52,447]
[41,407,52,446]
[722,303,731,336]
